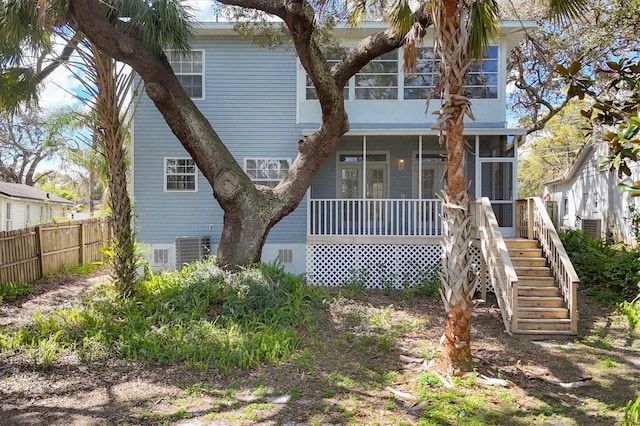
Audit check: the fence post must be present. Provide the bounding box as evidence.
[35,225,45,279]
[79,222,85,264]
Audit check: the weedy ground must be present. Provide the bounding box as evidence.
[0,260,638,425]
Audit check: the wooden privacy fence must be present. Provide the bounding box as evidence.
[0,219,110,286]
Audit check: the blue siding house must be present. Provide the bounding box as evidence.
[132,21,532,286]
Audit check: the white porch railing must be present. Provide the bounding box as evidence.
[516,197,580,334]
[473,197,518,332]
[308,198,442,237]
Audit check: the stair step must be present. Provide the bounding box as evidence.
[509,248,543,258]
[515,266,552,276]
[517,307,569,319]
[505,239,539,249]
[518,296,564,308]
[518,286,560,297]
[511,258,547,267]
[517,318,572,331]
[518,276,556,287]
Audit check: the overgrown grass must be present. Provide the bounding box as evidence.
[0,260,323,372]
[0,281,32,303]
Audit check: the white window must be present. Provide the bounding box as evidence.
[304,46,499,101]
[5,202,12,230]
[306,52,349,100]
[167,50,204,99]
[336,152,389,198]
[244,159,290,188]
[355,51,398,100]
[165,158,198,192]
[405,46,498,99]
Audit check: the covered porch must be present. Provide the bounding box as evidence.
[305,129,524,288]
[306,130,523,240]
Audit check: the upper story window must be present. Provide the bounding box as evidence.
[355,51,398,100]
[465,46,498,99]
[405,46,498,99]
[165,158,198,192]
[303,46,499,101]
[167,50,204,99]
[306,52,349,100]
[245,158,290,188]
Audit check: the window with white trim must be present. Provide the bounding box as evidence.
[355,51,398,100]
[306,51,349,100]
[167,50,204,99]
[165,158,198,192]
[5,202,12,230]
[304,46,499,101]
[405,46,498,99]
[244,158,290,188]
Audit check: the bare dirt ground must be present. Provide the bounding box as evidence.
[0,270,638,425]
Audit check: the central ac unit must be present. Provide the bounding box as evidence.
[581,219,601,239]
[175,236,211,266]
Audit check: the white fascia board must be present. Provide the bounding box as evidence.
[301,127,527,136]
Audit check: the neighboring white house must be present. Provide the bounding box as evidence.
[544,141,640,246]
[0,181,75,232]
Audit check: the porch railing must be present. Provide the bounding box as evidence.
[516,197,579,333]
[473,197,518,333]
[308,198,442,237]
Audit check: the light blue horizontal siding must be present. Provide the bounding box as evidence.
[133,36,306,246]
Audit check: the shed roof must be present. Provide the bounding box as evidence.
[0,181,74,205]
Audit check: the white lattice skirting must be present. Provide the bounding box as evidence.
[306,243,493,293]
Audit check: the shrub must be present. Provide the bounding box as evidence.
[560,230,640,304]
[0,282,32,303]
[0,259,320,372]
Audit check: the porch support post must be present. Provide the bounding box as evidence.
[480,247,487,301]
[363,135,367,236]
[527,198,534,240]
[418,135,423,199]
[362,135,367,200]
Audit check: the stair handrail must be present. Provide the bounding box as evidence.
[475,197,519,333]
[525,197,580,334]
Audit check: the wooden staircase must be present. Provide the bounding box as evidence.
[505,239,572,334]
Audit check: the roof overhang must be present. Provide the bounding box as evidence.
[195,20,537,46]
[301,127,527,136]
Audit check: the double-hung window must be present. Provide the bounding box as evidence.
[245,159,290,188]
[165,158,198,192]
[167,50,204,99]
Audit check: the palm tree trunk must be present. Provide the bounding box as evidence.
[436,0,475,373]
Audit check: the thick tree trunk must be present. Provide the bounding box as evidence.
[69,0,431,274]
[216,194,273,268]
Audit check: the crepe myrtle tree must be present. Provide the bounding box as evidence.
[51,0,432,269]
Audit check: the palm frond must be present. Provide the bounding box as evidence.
[388,0,413,37]
[548,0,588,23]
[469,0,499,60]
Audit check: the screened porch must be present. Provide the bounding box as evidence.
[305,131,523,240]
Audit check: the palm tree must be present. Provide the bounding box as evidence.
[0,0,194,297]
[394,0,586,372]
